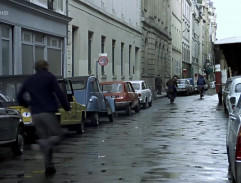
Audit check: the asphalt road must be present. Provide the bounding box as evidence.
[0,89,231,183]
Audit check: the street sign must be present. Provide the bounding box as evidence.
[98,56,108,66]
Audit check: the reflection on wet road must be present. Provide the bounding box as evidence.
[0,91,231,183]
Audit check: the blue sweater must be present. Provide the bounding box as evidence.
[17,71,70,114]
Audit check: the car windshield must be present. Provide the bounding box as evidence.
[0,80,23,105]
[178,80,185,84]
[235,83,241,93]
[132,83,140,90]
[102,83,122,93]
[71,80,86,90]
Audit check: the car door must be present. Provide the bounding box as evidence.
[0,107,11,141]
[6,108,20,140]
[93,78,105,111]
[125,82,136,108]
[142,82,149,102]
[228,103,241,174]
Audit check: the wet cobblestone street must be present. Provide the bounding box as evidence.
[0,90,231,183]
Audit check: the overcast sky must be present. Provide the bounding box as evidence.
[213,0,241,40]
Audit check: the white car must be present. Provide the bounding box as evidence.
[129,80,152,109]
[226,77,241,114]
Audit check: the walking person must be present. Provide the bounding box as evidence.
[17,60,71,176]
[155,74,163,95]
[197,74,206,98]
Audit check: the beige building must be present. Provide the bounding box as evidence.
[182,0,192,78]
[67,0,142,82]
[171,0,182,78]
[141,0,172,91]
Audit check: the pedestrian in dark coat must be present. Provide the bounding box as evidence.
[155,74,162,94]
[17,60,71,176]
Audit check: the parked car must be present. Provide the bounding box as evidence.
[0,75,86,141]
[68,76,115,126]
[226,94,241,183]
[186,78,195,94]
[176,79,193,95]
[210,81,216,89]
[223,76,241,114]
[100,81,141,115]
[129,80,152,109]
[0,105,24,155]
[225,78,241,114]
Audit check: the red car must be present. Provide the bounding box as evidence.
[100,81,141,115]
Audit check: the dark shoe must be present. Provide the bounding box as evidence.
[45,167,56,176]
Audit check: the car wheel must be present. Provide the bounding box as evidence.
[135,102,141,113]
[11,127,24,155]
[91,112,99,126]
[76,117,85,134]
[148,99,152,107]
[108,114,113,123]
[143,98,148,109]
[126,105,131,115]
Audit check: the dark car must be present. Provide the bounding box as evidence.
[68,76,115,126]
[0,75,86,140]
[227,94,241,183]
[0,105,24,155]
[100,81,141,115]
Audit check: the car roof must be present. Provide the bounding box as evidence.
[100,81,128,84]
[129,80,144,83]
[67,76,95,81]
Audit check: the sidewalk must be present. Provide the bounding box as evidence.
[154,92,167,100]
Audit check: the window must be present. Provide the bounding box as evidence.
[0,24,12,75]
[112,40,116,75]
[101,36,106,75]
[88,31,93,74]
[121,43,124,75]
[21,30,63,75]
[235,84,241,93]
[129,45,132,75]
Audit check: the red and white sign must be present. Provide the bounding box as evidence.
[98,56,108,66]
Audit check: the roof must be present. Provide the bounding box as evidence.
[215,37,241,45]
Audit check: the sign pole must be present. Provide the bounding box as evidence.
[96,60,98,79]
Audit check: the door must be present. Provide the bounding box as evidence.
[0,108,11,141]
[126,82,137,108]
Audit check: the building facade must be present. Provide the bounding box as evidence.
[0,0,70,76]
[171,0,182,78]
[182,0,191,78]
[67,0,142,82]
[141,0,172,91]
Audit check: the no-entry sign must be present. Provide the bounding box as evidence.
[98,56,108,66]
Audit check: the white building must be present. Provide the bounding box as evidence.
[67,0,142,82]
[171,0,182,78]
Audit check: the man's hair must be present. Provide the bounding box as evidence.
[35,60,49,71]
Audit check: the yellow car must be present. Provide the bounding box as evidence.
[0,75,86,141]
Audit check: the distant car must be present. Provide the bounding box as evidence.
[210,81,216,89]
[68,76,115,126]
[223,76,241,114]
[100,81,141,115]
[226,94,241,183]
[129,80,152,109]
[225,78,241,114]
[186,78,195,94]
[0,105,24,155]
[176,79,193,95]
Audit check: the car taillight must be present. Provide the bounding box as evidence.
[138,93,141,97]
[236,129,241,160]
